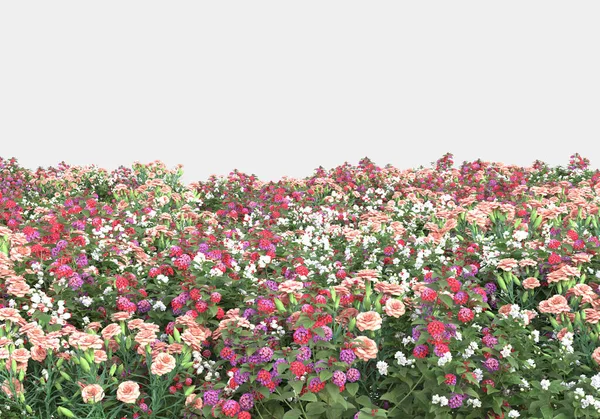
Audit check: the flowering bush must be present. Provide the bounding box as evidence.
[2,154,600,418]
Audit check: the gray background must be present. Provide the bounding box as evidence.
[1,1,599,185]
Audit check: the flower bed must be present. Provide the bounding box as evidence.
[1,153,600,418]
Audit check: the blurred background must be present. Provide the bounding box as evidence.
[1,1,599,185]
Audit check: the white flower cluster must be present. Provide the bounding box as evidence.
[432,394,448,407]
[395,351,415,367]
[376,361,389,375]
[540,379,551,391]
[501,344,513,358]
[466,398,482,408]
[438,352,452,367]
[559,331,575,354]
[462,341,478,359]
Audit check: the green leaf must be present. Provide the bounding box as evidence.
[346,382,359,396]
[356,395,374,407]
[300,393,318,402]
[282,410,302,419]
[319,370,333,382]
[306,402,326,415]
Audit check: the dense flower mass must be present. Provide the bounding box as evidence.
[1,153,600,418]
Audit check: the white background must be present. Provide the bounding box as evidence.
[1,1,599,184]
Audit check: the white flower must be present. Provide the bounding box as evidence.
[508,410,520,418]
[376,361,389,376]
[540,379,551,391]
[501,344,512,358]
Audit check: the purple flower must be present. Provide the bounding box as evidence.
[203,390,220,406]
[332,370,346,387]
[258,347,274,363]
[483,358,500,372]
[339,349,356,365]
[346,368,361,383]
[296,346,312,362]
[137,300,152,313]
[448,393,464,409]
[239,393,254,411]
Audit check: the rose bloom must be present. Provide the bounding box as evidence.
[167,343,184,354]
[10,348,30,364]
[101,323,122,341]
[1,378,24,398]
[335,308,359,327]
[116,381,140,404]
[498,304,513,317]
[374,282,404,296]
[279,280,304,294]
[186,393,204,410]
[538,295,571,314]
[384,299,406,318]
[126,319,146,331]
[593,347,600,365]
[134,330,157,347]
[86,322,103,332]
[69,332,104,351]
[522,277,540,290]
[584,309,600,324]
[356,311,383,332]
[94,350,108,364]
[111,311,133,322]
[7,280,31,298]
[353,336,378,361]
[81,384,105,403]
[30,345,47,362]
[0,308,24,323]
[497,258,519,271]
[150,352,176,376]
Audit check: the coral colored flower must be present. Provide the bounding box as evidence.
[538,295,570,314]
[384,299,406,317]
[522,277,540,290]
[353,336,378,361]
[356,311,383,331]
[81,384,105,403]
[117,381,140,404]
[151,352,176,376]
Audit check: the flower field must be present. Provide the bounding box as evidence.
[2,153,600,418]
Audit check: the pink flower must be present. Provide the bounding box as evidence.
[117,381,140,404]
[81,384,105,403]
[353,336,378,361]
[522,277,540,290]
[356,311,383,331]
[384,299,406,318]
[150,352,176,376]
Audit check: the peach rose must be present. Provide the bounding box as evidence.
[584,309,600,324]
[356,311,382,332]
[150,352,176,376]
[111,311,133,321]
[522,277,540,290]
[10,348,30,364]
[186,393,204,410]
[116,381,140,404]
[335,308,359,327]
[497,258,519,271]
[279,280,304,294]
[593,347,600,365]
[374,282,404,296]
[384,299,406,318]
[135,329,158,347]
[538,295,571,314]
[99,324,121,341]
[30,345,47,362]
[94,350,108,364]
[1,378,23,398]
[81,384,105,403]
[353,336,378,361]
